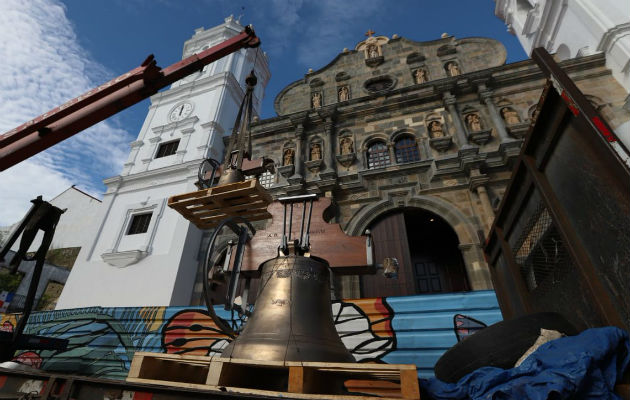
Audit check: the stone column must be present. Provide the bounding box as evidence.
[459,243,493,290]
[469,173,494,233]
[443,91,471,149]
[420,136,432,159]
[321,118,338,179]
[289,122,305,184]
[388,142,396,164]
[479,89,512,142]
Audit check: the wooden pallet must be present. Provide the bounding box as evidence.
[127,352,421,400]
[168,179,272,229]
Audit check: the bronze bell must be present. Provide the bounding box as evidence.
[221,255,355,362]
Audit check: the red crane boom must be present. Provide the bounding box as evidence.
[0,26,260,171]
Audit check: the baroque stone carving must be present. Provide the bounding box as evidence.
[465,113,482,132]
[500,107,521,125]
[311,92,322,108]
[340,137,354,155]
[428,121,444,138]
[465,113,492,145]
[413,68,427,84]
[338,86,350,102]
[283,148,295,166]
[310,143,322,160]
[445,61,461,77]
[367,44,379,59]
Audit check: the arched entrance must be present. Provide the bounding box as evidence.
[361,208,470,298]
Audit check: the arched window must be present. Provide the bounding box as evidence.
[366,141,390,169]
[394,136,420,163]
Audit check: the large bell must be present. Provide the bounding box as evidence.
[221,255,355,362]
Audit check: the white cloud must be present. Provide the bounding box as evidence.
[261,0,383,68]
[0,0,133,226]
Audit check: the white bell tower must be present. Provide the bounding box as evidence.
[56,16,270,309]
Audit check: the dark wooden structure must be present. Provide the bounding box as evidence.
[484,48,630,331]
[240,197,371,274]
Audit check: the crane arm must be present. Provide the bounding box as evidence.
[0,26,260,171]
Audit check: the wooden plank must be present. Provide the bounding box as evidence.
[127,353,144,380]
[205,360,223,386]
[168,179,273,229]
[288,366,305,393]
[399,369,421,400]
[194,211,271,229]
[128,352,419,399]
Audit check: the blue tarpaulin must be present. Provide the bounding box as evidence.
[421,327,630,399]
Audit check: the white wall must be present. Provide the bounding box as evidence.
[1,187,101,253]
[495,0,630,150]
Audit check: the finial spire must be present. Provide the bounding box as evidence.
[365,29,375,38]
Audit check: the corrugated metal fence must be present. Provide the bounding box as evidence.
[0,290,501,380]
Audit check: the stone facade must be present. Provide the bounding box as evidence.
[239,34,629,299]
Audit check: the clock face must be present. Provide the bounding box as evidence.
[169,102,193,122]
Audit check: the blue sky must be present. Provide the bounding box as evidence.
[0,0,526,225]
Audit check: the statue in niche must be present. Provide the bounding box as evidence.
[445,61,460,77]
[413,68,427,84]
[428,120,444,138]
[283,148,295,166]
[465,113,482,132]
[340,137,354,155]
[311,92,322,108]
[338,86,349,102]
[367,44,379,59]
[501,107,521,125]
[310,143,322,160]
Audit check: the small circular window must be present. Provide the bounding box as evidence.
[364,76,395,94]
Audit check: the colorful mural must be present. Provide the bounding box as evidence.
[0,290,502,379]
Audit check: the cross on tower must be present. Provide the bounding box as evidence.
[365,29,375,38]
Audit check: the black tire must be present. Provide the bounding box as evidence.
[434,312,578,383]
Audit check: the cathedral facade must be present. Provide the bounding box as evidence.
[227,32,630,300]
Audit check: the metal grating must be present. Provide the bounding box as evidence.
[367,141,391,169]
[512,203,572,294]
[257,170,275,188]
[394,137,420,163]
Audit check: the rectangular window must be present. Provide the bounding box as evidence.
[155,140,180,158]
[127,213,152,235]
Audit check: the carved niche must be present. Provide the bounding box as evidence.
[305,140,324,172]
[311,92,323,109]
[278,146,295,177]
[356,35,388,67]
[464,112,492,144]
[412,68,428,84]
[444,61,461,77]
[500,105,529,138]
[336,134,356,168]
[338,86,350,102]
[426,114,452,152]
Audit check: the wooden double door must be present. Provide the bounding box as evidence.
[360,211,470,298]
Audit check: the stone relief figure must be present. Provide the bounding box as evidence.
[445,61,460,77]
[338,86,349,102]
[367,44,379,58]
[465,113,482,132]
[428,121,444,138]
[340,137,354,155]
[283,148,295,166]
[501,107,521,125]
[310,143,322,160]
[413,68,427,84]
[311,92,322,108]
